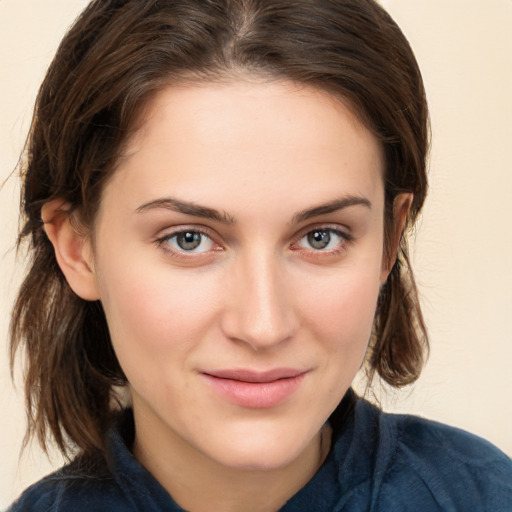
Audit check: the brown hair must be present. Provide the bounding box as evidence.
[11,0,429,459]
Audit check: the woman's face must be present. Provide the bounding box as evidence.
[89,80,388,470]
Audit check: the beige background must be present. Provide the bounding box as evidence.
[1,0,511,506]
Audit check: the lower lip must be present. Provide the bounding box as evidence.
[201,373,306,408]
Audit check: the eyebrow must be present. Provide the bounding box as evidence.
[135,194,371,225]
[136,197,236,224]
[292,195,372,224]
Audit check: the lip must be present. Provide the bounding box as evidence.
[200,368,308,408]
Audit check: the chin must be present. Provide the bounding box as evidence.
[206,424,319,472]
[219,449,302,472]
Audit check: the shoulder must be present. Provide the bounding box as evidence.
[370,404,512,511]
[6,410,178,512]
[6,462,131,512]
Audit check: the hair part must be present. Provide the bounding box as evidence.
[11,0,429,458]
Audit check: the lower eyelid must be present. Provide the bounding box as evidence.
[298,227,349,243]
[156,228,217,253]
[155,226,351,256]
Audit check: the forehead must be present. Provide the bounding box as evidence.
[104,79,384,218]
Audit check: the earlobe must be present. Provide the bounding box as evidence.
[42,199,100,301]
[380,193,413,283]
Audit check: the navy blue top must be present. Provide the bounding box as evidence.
[7,395,512,511]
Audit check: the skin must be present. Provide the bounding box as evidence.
[44,79,411,512]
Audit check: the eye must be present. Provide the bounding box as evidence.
[297,228,347,251]
[159,229,216,253]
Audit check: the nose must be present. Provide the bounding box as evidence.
[220,250,297,351]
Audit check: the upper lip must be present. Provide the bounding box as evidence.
[202,368,307,383]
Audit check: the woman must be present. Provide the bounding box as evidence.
[7,0,512,510]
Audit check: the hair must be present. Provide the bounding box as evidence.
[11,0,429,459]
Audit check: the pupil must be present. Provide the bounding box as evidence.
[308,230,330,249]
[177,232,201,250]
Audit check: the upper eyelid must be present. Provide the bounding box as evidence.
[155,226,219,252]
[154,223,352,249]
[156,224,217,240]
[293,223,352,242]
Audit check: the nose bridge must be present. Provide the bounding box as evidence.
[222,246,295,350]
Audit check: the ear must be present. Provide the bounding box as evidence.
[380,193,413,283]
[42,199,100,301]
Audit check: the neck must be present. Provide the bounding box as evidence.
[132,414,331,512]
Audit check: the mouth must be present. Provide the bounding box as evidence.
[203,368,306,383]
[200,368,308,408]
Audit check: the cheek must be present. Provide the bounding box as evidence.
[285,264,381,417]
[96,252,222,363]
[298,263,382,348]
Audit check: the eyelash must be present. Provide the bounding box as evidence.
[291,226,352,259]
[155,225,352,260]
[155,227,221,259]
